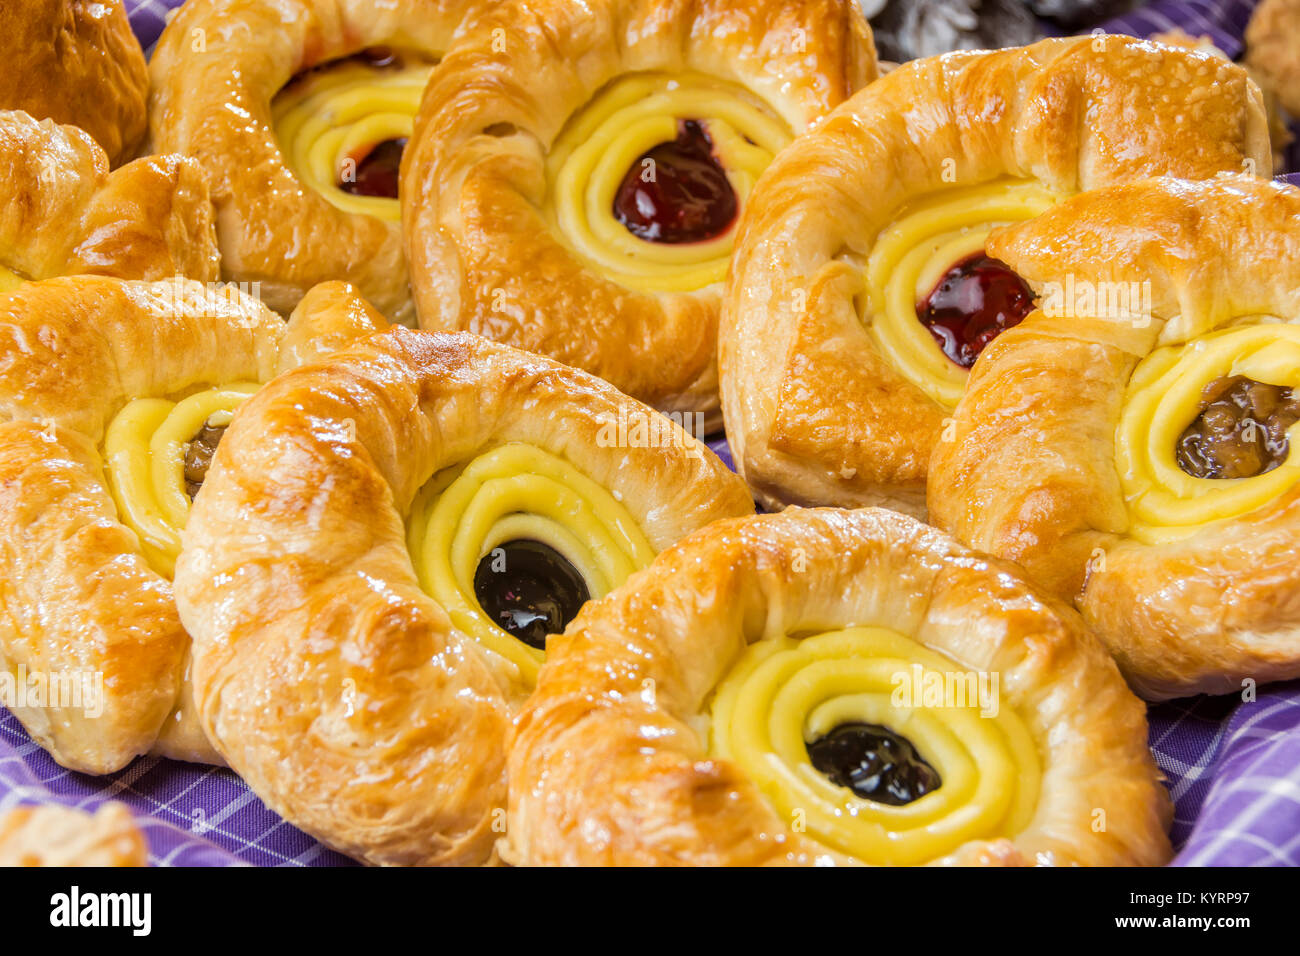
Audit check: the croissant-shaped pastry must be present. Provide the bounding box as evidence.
[149,0,486,322]
[0,111,220,288]
[720,35,1273,515]
[0,278,386,774]
[1,0,148,166]
[402,0,877,426]
[174,327,754,865]
[0,802,146,867]
[930,174,1300,701]
[507,507,1172,866]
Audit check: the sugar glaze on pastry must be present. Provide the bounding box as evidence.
[720,35,1273,515]
[507,508,1172,866]
[929,175,1300,700]
[174,328,752,865]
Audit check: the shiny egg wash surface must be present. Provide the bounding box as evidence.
[806,722,942,806]
[1177,376,1300,480]
[184,422,227,499]
[613,119,737,243]
[473,539,591,650]
[916,253,1035,368]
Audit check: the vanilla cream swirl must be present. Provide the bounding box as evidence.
[863,179,1059,408]
[407,443,655,685]
[544,71,791,293]
[273,54,433,221]
[1117,323,1300,543]
[105,383,259,578]
[709,627,1039,865]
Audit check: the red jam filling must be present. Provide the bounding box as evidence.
[916,253,1035,368]
[612,119,737,244]
[339,138,407,198]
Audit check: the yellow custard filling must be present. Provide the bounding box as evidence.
[863,179,1060,409]
[272,52,434,221]
[544,71,791,293]
[407,443,655,685]
[709,627,1039,865]
[1117,323,1300,543]
[0,265,24,293]
[104,383,259,578]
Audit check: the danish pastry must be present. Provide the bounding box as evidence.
[1,0,148,166]
[928,174,1300,701]
[174,327,754,865]
[0,802,147,867]
[403,0,877,424]
[0,110,220,288]
[720,35,1273,514]
[149,0,486,322]
[507,507,1171,866]
[0,277,385,774]
[1246,0,1300,117]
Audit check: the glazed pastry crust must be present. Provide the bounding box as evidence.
[0,277,385,774]
[1247,0,1300,116]
[149,0,483,321]
[1,0,148,166]
[403,0,877,422]
[0,802,147,867]
[174,327,754,866]
[720,35,1272,514]
[0,111,220,283]
[929,175,1300,700]
[507,507,1171,866]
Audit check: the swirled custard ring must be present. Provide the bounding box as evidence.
[507,507,1171,866]
[0,110,219,289]
[720,35,1273,514]
[1,0,148,166]
[929,175,1300,701]
[149,0,486,322]
[403,0,877,423]
[173,328,754,865]
[0,277,385,774]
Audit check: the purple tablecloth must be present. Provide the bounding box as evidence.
[0,0,1296,867]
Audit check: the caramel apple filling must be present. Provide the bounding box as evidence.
[104,383,259,577]
[1177,376,1300,480]
[1117,324,1300,542]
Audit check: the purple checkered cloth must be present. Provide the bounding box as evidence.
[0,0,1296,868]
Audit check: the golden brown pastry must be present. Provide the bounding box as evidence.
[1,0,148,166]
[720,35,1273,515]
[1247,0,1300,116]
[0,802,147,867]
[174,328,755,865]
[0,110,220,289]
[403,0,877,425]
[929,174,1300,701]
[149,0,487,323]
[507,507,1171,866]
[0,277,385,774]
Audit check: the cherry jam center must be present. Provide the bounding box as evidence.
[916,253,1035,369]
[806,721,941,806]
[184,422,227,499]
[339,138,406,199]
[472,539,591,650]
[612,119,737,244]
[1177,376,1300,480]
